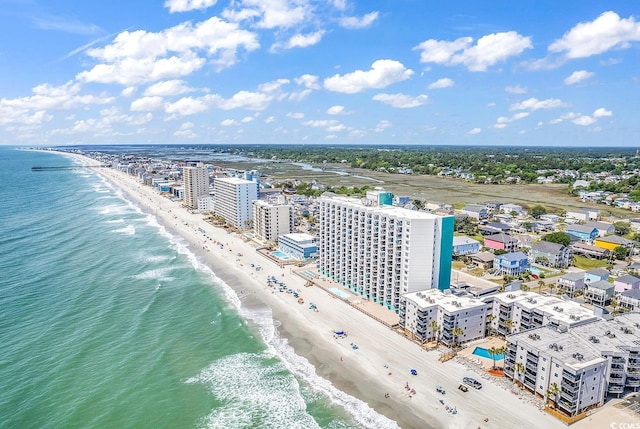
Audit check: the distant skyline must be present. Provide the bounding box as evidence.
[0,1,638,147]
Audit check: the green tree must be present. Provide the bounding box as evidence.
[452,327,465,347]
[530,205,547,219]
[613,221,631,236]
[513,362,525,385]
[542,232,571,247]
[546,383,560,409]
[428,320,440,344]
[613,246,629,260]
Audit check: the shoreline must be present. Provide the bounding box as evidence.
[58,150,565,429]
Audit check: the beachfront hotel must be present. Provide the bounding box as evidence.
[183,164,209,209]
[505,312,640,418]
[402,289,487,346]
[252,200,293,244]
[317,191,454,312]
[213,177,259,230]
[277,233,317,260]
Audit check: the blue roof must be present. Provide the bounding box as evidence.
[497,251,528,261]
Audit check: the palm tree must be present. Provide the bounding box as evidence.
[428,320,440,344]
[538,280,545,293]
[513,362,525,385]
[546,383,560,409]
[611,297,619,314]
[488,346,499,369]
[504,319,515,334]
[496,345,507,368]
[452,327,465,348]
[486,313,496,336]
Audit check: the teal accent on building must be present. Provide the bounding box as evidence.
[378,192,393,206]
[438,216,454,291]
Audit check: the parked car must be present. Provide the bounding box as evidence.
[463,377,482,389]
[458,384,468,392]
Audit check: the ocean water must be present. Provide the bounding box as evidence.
[0,147,396,429]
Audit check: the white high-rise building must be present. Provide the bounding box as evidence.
[214,177,259,230]
[183,164,209,209]
[318,192,454,312]
[252,200,293,243]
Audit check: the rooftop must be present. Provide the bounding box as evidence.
[509,326,606,371]
[404,289,487,313]
[319,194,446,220]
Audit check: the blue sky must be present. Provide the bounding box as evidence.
[0,0,638,146]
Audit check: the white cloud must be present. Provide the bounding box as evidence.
[222,0,311,29]
[549,11,640,59]
[144,79,197,96]
[77,17,259,85]
[165,0,217,13]
[594,107,612,117]
[572,115,597,126]
[264,116,275,123]
[374,120,391,132]
[467,127,482,135]
[427,78,454,89]
[564,70,594,85]
[327,105,345,115]
[241,116,254,123]
[339,12,379,29]
[509,97,567,111]
[130,96,164,111]
[286,112,304,119]
[214,90,272,110]
[570,108,612,126]
[174,121,197,138]
[303,119,339,127]
[505,85,527,94]
[324,59,413,94]
[121,87,137,97]
[273,30,325,51]
[413,31,532,71]
[333,0,347,11]
[294,74,320,89]
[372,93,428,108]
[494,112,530,128]
[221,119,238,126]
[164,96,209,116]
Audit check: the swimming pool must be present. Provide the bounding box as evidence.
[473,346,504,360]
[329,287,352,299]
[272,250,291,260]
[529,267,545,276]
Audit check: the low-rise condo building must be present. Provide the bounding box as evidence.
[402,289,487,346]
[505,326,608,417]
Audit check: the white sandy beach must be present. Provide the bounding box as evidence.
[68,152,567,429]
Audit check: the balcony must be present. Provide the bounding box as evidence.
[562,370,580,382]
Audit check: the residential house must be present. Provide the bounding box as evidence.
[619,289,640,311]
[571,242,611,259]
[585,221,615,237]
[515,233,535,250]
[494,252,529,276]
[529,241,573,268]
[484,233,519,252]
[460,204,488,220]
[614,274,640,293]
[540,214,561,223]
[565,224,599,243]
[557,272,586,297]
[566,208,590,222]
[585,268,610,284]
[479,221,511,235]
[452,236,481,256]
[469,252,495,270]
[584,280,615,307]
[594,235,635,252]
[501,203,525,215]
[483,201,503,214]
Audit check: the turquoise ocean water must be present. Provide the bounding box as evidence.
[0,147,396,429]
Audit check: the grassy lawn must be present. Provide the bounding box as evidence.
[572,255,609,270]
